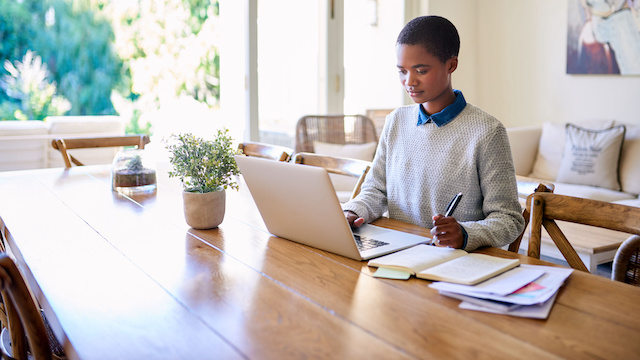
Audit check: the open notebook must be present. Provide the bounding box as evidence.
[234,155,430,260]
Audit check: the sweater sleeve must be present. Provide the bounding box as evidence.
[341,110,395,222]
[460,125,525,251]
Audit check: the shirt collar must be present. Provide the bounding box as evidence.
[417,89,467,127]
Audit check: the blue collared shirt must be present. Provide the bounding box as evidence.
[417,89,467,127]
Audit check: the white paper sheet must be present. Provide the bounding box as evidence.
[430,265,572,306]
[429,266,545,296]
[459,293,558,319]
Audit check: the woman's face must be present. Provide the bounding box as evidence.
[396,43,457,113]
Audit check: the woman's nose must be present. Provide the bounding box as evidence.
[405,71,418,86]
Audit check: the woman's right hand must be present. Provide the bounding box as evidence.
[344,210,365,228]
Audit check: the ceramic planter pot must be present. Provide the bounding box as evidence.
[182,190,226,229]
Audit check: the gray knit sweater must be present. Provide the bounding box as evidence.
[342,104,525,251]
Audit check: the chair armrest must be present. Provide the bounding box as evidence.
[506,126,541,176]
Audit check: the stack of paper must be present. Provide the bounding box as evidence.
[429,264,573,319]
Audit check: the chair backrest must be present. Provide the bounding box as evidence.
[292,152,371,200]
[612,235,640,285]
[294,115,377,153]
[365,109,394,139]
[0,254,52,360]
[237,142,293,162]
[525,191,640,273]
[51,135,150,168]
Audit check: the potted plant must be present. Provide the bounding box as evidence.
[165,129,240,229]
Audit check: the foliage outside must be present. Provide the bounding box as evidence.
[165,129,239,194]
[105,0,220,134]
[0,51,71,120]
[0,0,123,120]
[0,0,220,135]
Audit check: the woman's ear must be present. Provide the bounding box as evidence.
[447,56,458,73]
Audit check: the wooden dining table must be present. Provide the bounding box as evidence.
[0,163,639,359]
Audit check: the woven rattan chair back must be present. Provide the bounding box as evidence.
[612,235,640,285]
[294,115,377,154]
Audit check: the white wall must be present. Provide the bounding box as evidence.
[428,0,479,105]
[344,0,406,114]
[429,0,640,127]
[231,0,640,144]
[344,0,481,115]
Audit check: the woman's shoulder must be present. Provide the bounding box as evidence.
[459,103,505,129]
[384,105,418,126]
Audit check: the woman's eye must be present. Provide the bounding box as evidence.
[416,70,427,75]
[398,69,407,75]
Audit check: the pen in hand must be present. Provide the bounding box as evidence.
[444,192,463,217]
[431,192,463,247]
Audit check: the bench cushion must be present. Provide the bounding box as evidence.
[516,175,637,203]
[619,124,640,195]
[0,121,48,171]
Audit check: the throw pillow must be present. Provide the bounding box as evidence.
[529,120,615,180]
[556,123,626,191]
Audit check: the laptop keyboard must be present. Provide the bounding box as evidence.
[354,234,389,251]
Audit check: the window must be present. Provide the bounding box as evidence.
[225,0,406,146]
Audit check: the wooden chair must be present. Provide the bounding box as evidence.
[0,234,7,335]
[508,182,555,253]
[292,152,371,200]
[612,235,640,285]
[365,109,394,139]
[294,115,377,153]
[525,191,640,273]
[236,142,293,162]
[0,254,54,360]
[51,135,150,168]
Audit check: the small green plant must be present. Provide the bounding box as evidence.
[165,129,240,193]
[126,154,144,172]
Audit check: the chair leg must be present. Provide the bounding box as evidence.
[543,219,589,272]
[53,140,73,168]
[69,155,84,167]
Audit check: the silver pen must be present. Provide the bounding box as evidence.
[444,192,463,217]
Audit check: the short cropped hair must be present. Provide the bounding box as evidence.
[397,16,460,63]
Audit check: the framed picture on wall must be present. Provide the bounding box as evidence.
[566,0,640,75]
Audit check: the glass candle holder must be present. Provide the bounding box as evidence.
[111,148,157,194]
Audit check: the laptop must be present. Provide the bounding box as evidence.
[234,155,430,260]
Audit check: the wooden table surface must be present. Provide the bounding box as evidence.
[0,164,639,360]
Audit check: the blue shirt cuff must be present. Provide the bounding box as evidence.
[461,226,468,250]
